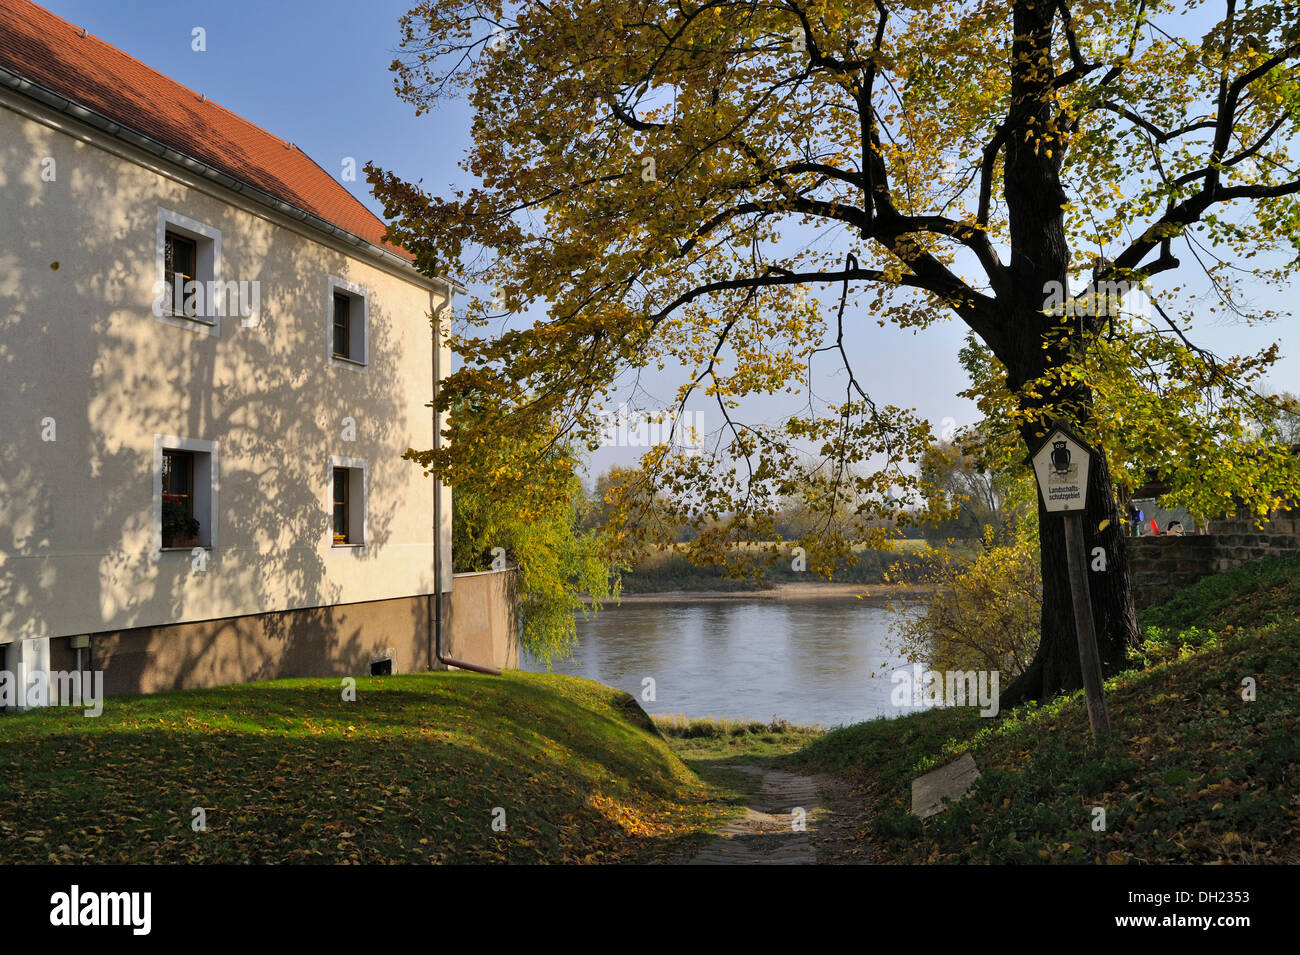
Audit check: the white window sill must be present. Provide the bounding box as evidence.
[330,354,368,370]
[160,545,213,552]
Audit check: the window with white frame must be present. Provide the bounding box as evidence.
[328,456,367,547]
[155,207,222,334]
[327,276,369,369]
[154,435,218,552]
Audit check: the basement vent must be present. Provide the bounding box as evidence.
[368,647,395,676]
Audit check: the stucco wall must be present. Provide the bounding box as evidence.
[444,569,521,671]
[0,90,453,645]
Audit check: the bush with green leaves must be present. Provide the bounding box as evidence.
[450,438,619,664]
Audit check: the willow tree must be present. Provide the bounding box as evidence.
[375,0,1300,703]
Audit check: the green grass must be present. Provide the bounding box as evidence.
[11,556,1293,866]
[792,556,1300,863]
[654,714,824,760]
[0,671,729,864]
[787,706,984,794]
[653,715,826,814]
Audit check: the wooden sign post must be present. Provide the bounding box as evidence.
[1031,424,1110,739]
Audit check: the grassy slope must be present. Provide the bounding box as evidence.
[0,671,727,864]
[790,556,1300,863]
[6,558,1294,866]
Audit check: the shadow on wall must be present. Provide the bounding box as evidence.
[0,105,424,689]
[82,596,436,696]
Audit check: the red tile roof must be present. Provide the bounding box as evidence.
[0,0,413,261]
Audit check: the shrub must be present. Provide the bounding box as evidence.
[886,521,1039,678]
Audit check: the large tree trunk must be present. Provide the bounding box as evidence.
[982,0,1139,706]
[1000,418,1140,708]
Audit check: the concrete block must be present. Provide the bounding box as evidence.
[912,753,981,819]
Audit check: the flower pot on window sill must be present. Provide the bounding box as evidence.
[162,533,200,549]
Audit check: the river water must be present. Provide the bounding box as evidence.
[522,597,925,728]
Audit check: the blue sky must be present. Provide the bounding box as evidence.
[39,0,1298,479]
[40,0,467,219]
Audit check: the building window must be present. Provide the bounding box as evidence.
[162,450,201,548]
[333,293,352,359]
[164,232,197,314]
[327,277,368,370]
[328,457,367,549]
[155,207,222,334]
[332,467,350,544]
[163,449,193,510]
[154,436,219,554]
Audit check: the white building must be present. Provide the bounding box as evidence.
[0,0,515,702]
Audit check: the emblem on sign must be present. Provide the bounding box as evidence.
[1051,441,1071,474]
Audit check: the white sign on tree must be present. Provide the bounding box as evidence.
[1029,423,1110,738]
[1031,427,1093,513]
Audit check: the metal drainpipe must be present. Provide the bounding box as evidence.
[430,299,500,676]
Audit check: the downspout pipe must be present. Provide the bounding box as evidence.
[430,300,500,676]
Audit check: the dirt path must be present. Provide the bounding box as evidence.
[679,764,870,865]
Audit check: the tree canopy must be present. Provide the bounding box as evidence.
[378,0,1300,699]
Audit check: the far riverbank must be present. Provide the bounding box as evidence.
[588,581,937,604]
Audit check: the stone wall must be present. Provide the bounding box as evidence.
[1128,511,1300,609]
